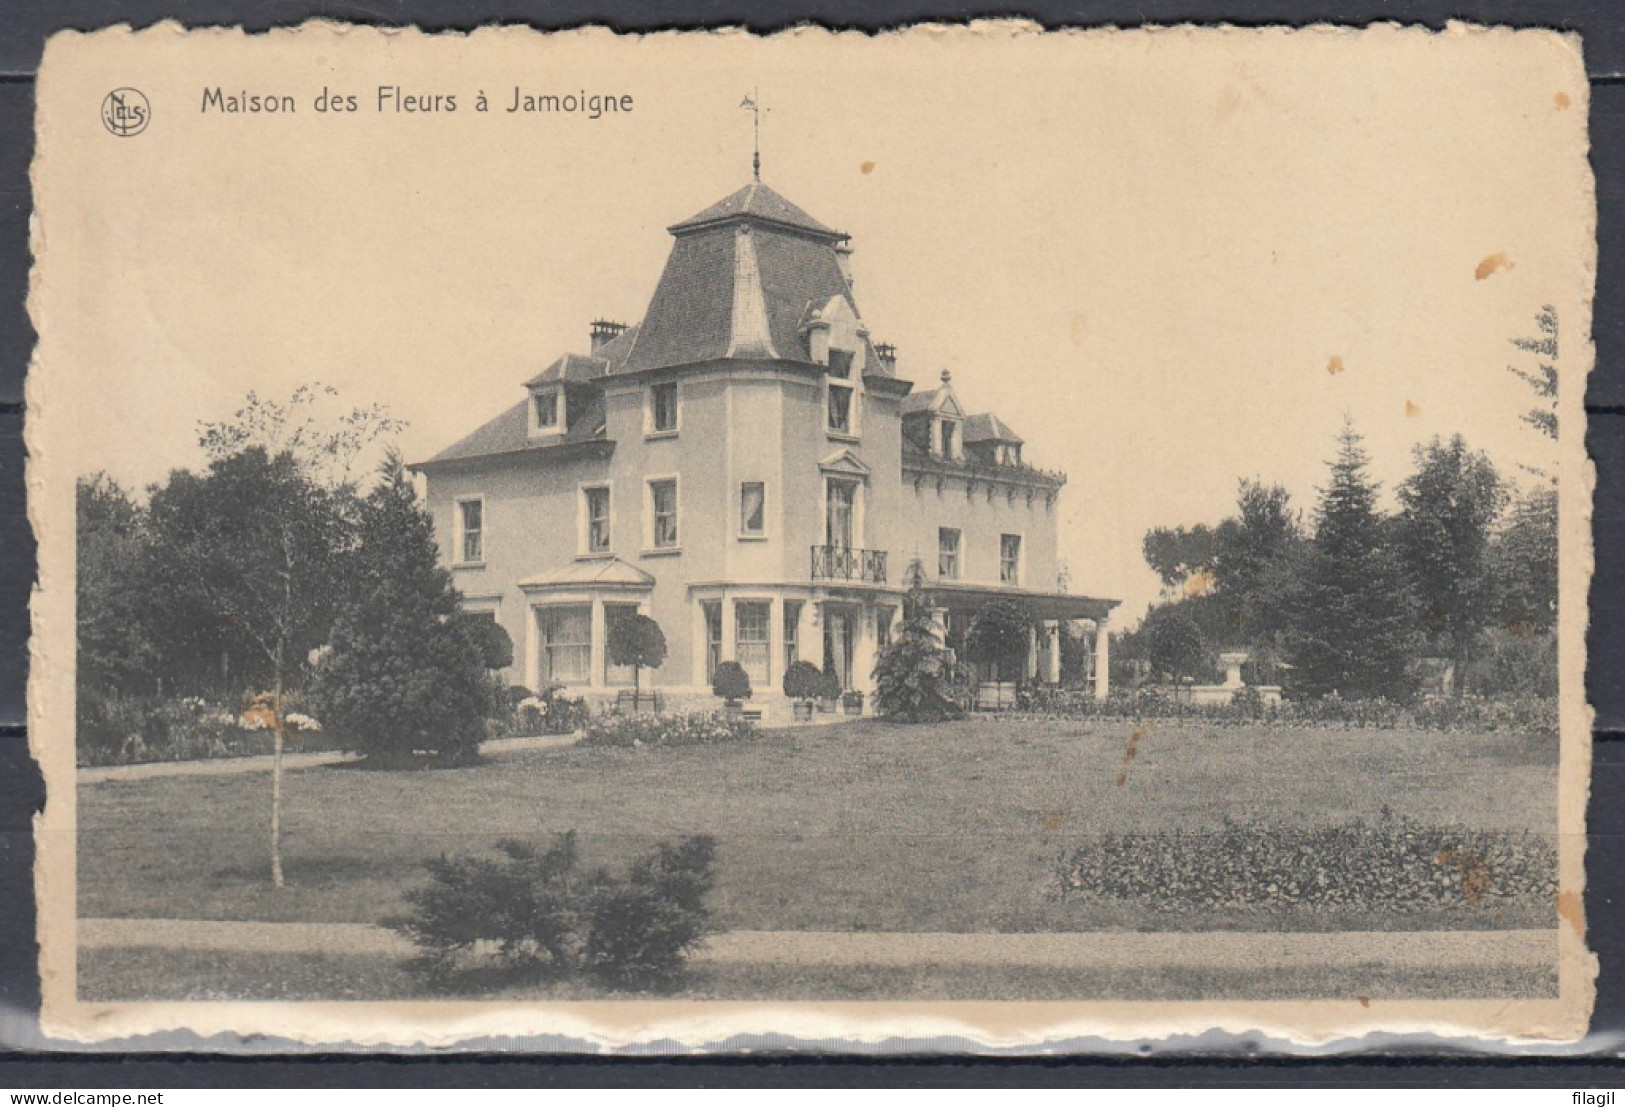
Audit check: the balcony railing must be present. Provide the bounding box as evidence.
[810,545,888,584]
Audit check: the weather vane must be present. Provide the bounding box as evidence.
[741,88,765,181]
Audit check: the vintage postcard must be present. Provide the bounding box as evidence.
[28,22,1595,1049]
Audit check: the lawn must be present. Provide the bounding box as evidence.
[77,716,1559,935]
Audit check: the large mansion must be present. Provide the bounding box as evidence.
[415,177,1117,714]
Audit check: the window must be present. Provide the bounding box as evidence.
[826,480,855,549]
[649,382,678,435]
[877,606,895,646]
[649,479,678,549]
[1000,534,1022,585]
[457,498,484,564]
[584,486,611,554]
[736,601,771,688]
[783,601,802,672]
[739,481,766,537]
[533,389,559,431]
[828,383,853,434]
[703,602,722,683]
[828,348,854,379]
[539,605,591,685]
[939,419,957,458]
[938,527,961,580]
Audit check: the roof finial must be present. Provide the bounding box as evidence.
[940,369,952,385]
[741,88,763,181]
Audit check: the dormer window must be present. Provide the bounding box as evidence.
[532,389,560,433]
[828,348,854,379]
[939,419,958,459]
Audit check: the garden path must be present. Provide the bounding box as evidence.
[78,916,1556,972]
[77,734,580,784]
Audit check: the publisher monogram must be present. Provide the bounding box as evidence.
[101,88,150,136]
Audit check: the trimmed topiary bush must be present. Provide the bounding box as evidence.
[711,660,752,706]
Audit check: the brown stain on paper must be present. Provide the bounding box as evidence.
[1555,91,1571,110]
[1474,252,1515,281]
[1326,355,1345,376]
[1435,847,1492,908]
[1116,724,1149,787]
[1405,400,1421,418]
[1558,890,1586,939]
[860,160,876,175]
[1357,995,1371,1009]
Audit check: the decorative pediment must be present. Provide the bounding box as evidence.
[519,557,655,592]
[819,448,872,479]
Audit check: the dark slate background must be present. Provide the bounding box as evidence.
[1,0,1622,1085]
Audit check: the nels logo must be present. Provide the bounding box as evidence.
[101,88,150,137]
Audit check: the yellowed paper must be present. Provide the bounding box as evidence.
[30,21,1595,1049]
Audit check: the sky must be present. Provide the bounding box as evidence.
[45,24,1591,622]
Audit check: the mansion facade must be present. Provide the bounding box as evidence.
[415,178,1117,714]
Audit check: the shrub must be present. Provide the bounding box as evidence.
[873,560,964,723]
[816,666,843,700]
[581,835,718,991]
[1058,811,1557,915]
[579,711,756,749]
[783,660,824,702]
[1015,686,1555,735]
[462,614,514,670]
[711,660,752,704]
[1466,628,1558,699]
[389,831,719,993]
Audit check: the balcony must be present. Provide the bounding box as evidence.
[810,545,888,584]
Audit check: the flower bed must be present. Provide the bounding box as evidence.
[1018,687,1557,736]
[1057,812,1557,914]
[578,711,757,749]
[76,693,330,767]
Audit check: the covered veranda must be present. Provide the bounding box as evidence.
[923,581,1119,699]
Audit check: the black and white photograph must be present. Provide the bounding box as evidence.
[26,22,1595,1048]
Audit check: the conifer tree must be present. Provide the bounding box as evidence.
[310,451,492,766]
[1289,421,1415,699]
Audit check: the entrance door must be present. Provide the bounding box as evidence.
[823,609,855,689]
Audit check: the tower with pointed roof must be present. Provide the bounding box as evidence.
[414,176,1117,714]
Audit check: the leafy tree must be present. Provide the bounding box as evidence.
[964,598,1032,684]
[1396,435,1506,697]
[146,446,345,886]
[1211,479,1302,643]
[1289,421,1415,700]
[1142,524,1217,594]
[873,560,963,723]
[76,474,159,696]
[607,612,667,700]
[1143,605,1209,682]
[198,383,405,491]
[1489,486,1558,636]
[310,452,494,768]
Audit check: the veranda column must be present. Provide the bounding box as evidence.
[721,595,737,667]
[1026,622,1039,683]
[1046,620,1063,685]
[589,598,607,691]
[852,604,879,699]
[1093,613,1111,700]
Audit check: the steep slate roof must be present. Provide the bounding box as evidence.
[418,392,607,467]
[668,181,843,240]
[964,412,1024,444]
[524,324,641,386]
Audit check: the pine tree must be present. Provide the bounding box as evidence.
[1290,421,1416,700]
[310,451,493,766]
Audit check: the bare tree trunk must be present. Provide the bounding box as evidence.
[271,645,286,889]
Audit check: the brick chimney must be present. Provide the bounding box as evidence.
[590,319,627,353]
